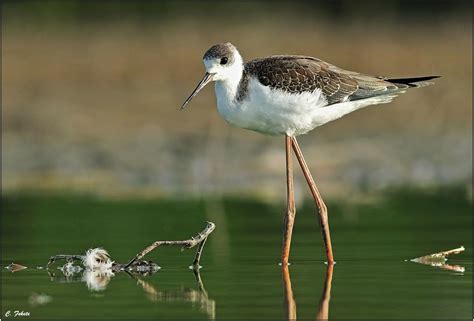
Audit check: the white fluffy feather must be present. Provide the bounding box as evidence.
[83,248,114,271]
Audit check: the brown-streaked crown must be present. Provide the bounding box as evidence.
[203,42,237,64]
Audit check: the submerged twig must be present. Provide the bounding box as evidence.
[123,221,215,270]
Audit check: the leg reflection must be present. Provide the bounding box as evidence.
[316,264,334,320]
[282,265,297,320]
[281,264,334,321]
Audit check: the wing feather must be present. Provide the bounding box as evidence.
[244,56,405,105]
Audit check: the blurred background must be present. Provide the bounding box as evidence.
[2,0,472,200]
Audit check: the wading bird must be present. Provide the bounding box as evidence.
[182,42,437,265]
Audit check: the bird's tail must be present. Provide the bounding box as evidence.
[387,75,440,89]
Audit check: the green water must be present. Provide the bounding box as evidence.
[1,187,472,319]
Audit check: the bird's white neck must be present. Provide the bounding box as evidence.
[214,61,244,106]
[214,75,242,105]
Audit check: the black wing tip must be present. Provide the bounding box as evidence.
[388,75,441,85]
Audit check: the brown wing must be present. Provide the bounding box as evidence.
[245,55,403,105]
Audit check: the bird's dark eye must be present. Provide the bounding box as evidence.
[220,57,228,65]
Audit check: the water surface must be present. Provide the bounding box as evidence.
[2,187,472,319]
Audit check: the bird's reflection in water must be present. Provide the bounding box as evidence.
[48,266,215,319]
[282,264,334,320]
[316,264,334,320]
[281,265,297,320]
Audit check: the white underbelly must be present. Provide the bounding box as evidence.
[216,78,328,136]
[215,78,395,136]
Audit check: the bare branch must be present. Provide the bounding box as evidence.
[47,255,85,267]
[411,246,465,263]
[123,222,216,270]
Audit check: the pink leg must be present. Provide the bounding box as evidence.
[281,135,296,266]
[291,137,334,264]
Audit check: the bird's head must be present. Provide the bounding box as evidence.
[181,42,243,109]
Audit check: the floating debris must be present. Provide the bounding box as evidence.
[410,246,465,273]
[411,246,465,263]
[28,292,52,307]
[38,222,215,292]
[47,254,85,268]
[46,222,215,274]
[125,260,161,274]
[5,263,27,273]
[83,248,114,271]
[47,268,84,283]
[59,261,83,276]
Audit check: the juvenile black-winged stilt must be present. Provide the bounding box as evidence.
[182,42,438,265]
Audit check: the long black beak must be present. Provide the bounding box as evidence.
[181,72,215,110]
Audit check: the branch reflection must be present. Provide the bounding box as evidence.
[127,269,216,320]
[47,265,216,319]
